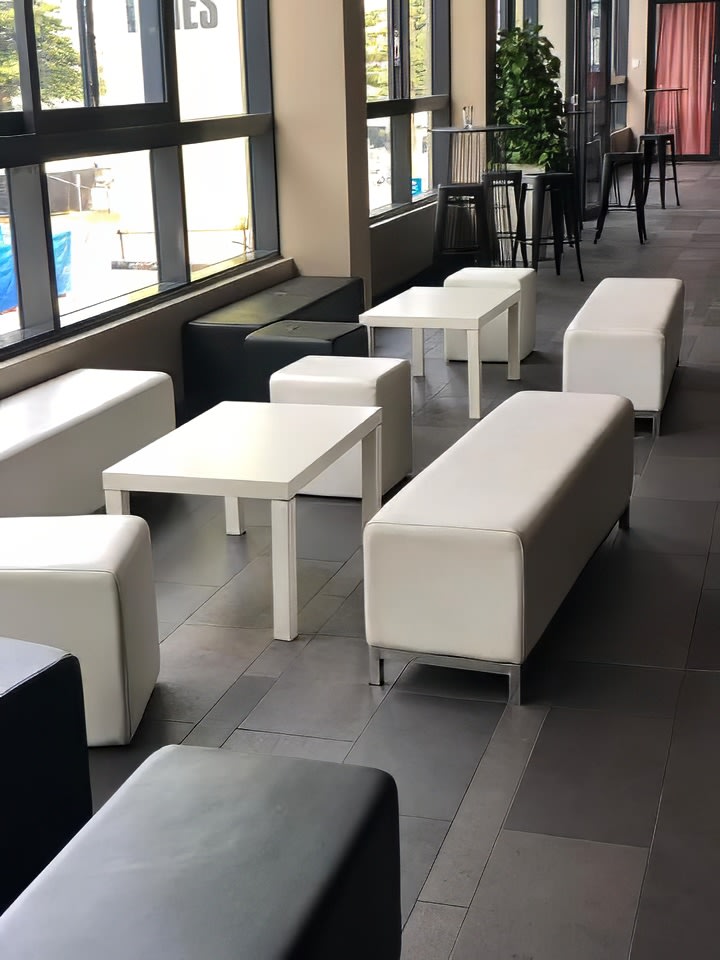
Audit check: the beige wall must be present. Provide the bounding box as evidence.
[627,0,649,139]
[0,259,296,402]
[270,0,373,302]
[450,0,487,127]
[538,0,569,98]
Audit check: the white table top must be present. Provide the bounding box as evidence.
[359,286,520,330]
[102,401,382,501]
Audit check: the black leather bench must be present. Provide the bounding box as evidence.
[182,275,365,414]
[0,745,401,959]
[0,638,92,915]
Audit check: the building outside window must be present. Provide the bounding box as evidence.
[0,0,276,357]
[364,0,449,215]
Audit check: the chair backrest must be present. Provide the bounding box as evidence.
[433,184,493,265]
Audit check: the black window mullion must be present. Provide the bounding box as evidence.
[390,0,403,99]
[14,0,42,128]
[7,165,58,332]
[431,0,450,185]
[151,146,189,285]
[391,113,412,204]
[399,0,411,99]
[244,0,278,252]
[141,0,173,108]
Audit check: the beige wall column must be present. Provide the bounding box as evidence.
[450,0,487,127]
[627,0,649,140]
[538,1,569,98]
[269,0,372,302]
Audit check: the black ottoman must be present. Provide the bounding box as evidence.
[0,746,401,960]
[243,319,369,401]
[0,637,92,914]
[182,276,364,414]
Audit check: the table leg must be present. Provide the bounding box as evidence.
[361,424,382,526]
[411,328,425,377]
[507,302,520,380]
[224,497,246,536]
[105,490,130,515]
[271,498,298,641]
[366,326,376,356]
[466,329,482,419]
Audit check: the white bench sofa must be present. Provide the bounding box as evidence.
[443,267,536,362]
[363,391,634,703]
[562,277,684,436]
[0,368,175,516]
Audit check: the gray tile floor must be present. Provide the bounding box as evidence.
[90,164,720,958]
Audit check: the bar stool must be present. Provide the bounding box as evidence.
[530,172,584,281]
[639,133,680,209]
[481,170,529,267]
[594,152,647,244]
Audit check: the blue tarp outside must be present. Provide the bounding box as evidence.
[0,230,72,313]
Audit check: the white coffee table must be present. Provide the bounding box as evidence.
[102,401,382,642]
[359,286,521,418]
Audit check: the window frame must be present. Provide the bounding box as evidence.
[0,0,278,361]
[365,0,450,218]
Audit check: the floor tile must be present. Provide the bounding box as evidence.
[145,624,272,723]
[154,581,219,630]
[451,831,647,960]
[401,903,466,960]
[296,497,362,561]
[313,583,365,636]
[239,634,398,740]
[633,455,720,501]
[421,705,547,908]
[345,690,504,819]
[614,497,716,555]
[412,425,474,475]
[394,663,509,703]
[187,555,341,629]
[320,547,364,598]
[152,520,271,587]
[242,636,311,679]
[222,729,352,762]
[505,707,671,846]
[399,816,450,926]
[687,589,720,668]
[702,551,720,587]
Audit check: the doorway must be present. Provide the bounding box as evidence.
[648,1,718,159]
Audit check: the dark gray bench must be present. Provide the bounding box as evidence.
[0,745,401,959]
[0,638,92,915]
[182,275,365,414]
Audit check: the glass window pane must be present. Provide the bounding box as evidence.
[365,0,390,101]
[34,1,164,109]
[175,1,246,120]
[182,139,253,275]
[47,152,159,323]
[368,118,392,211]
[411,112,431,197]
[0,4,21,112]
[409,0,432,98]
[0,173,20,341]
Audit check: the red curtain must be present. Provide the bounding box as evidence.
[655,2,716,155]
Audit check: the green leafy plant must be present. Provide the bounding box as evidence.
[495,22,569,171]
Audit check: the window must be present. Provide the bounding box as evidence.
[0,0,276,358]
[610,0,629,130]
[364,0,449,214]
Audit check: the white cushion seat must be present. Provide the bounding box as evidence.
[0,368,175,516]
[0,515,160,746]
[443,267,537,362]
[562,277,684,435]
[270,355,412,497]
[363,391,634,703]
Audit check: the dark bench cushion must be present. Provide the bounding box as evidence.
[0,745,401,960]
[182,276,364,411]
[0,637,92,915]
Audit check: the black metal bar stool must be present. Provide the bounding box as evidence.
[530,172,584,281]
[594,152,647,244]
[639,133,680,209]
[481,170,529,267]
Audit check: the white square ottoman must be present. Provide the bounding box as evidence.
[270,355,412,497]
[0,515,160,746]
[563,277,684,436]
[443,267,537,362]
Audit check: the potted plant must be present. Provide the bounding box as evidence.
[495,22,569,172]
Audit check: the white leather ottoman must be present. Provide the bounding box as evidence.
[443,267,536,362]
[364,391,634,703]
[563,277,684,436]
[0,515,160,746]
[270,355,412,497]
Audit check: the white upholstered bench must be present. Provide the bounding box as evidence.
[562,277,684,436]
[363,391,634,703]
[0,368,175,516]
[443,267,536,362]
